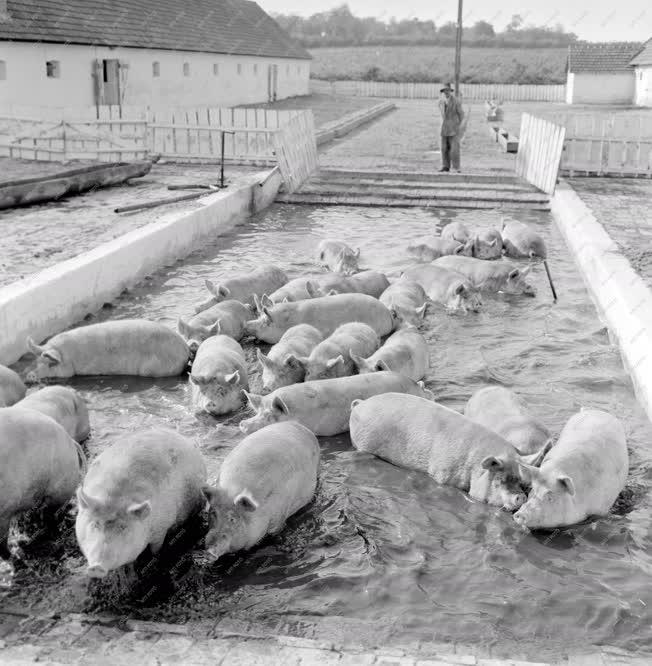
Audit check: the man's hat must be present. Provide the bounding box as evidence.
[440,83,453,93]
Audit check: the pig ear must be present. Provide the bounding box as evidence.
[375,359,391,372]
[508,268,520,280]
[481,456,506,471]
[454,283,467,296]
[489,239,497,247]
[177,318,192,338]
[224,370,241,385]
[326,355,345,369]
[219,285,230,298]
[416,303,428,319]
[305,280,318,298]
[282,297,290,303]
[209,320,222,336]
[271,395,289,415]
[351,398,362,409]
[284,354,306,371]
[253,293,263,314]
[234,490,258,512]
[349,350,365,370]
[76,487,96,511]
[557,475,575,496]
[43,349,62,366]
[521,438,553,467]
[27,336,44,355]
[355,247,360,258]
[127,500,151,519]
[201,484,218,505]
[243,390,263,411]
[520,265,532,277]
[326,289,339,297]
[257,348,274,369]
[261,294,274,309]
[262,306,273,321]
[454,243,465,255]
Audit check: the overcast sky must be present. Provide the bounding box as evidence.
[259,0,651,43]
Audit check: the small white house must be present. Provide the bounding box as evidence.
[566,42,642,105]
[630,39,652,107]
[0,0,311,110]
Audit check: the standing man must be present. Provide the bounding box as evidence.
[438,83,465,173]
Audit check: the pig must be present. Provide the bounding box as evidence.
[0,407,86,557]
[317,239,360,276]
[379,279,428,327]
[440,221,471,244]
[293,322,380,382]
[501,219,547,260]
[305,271,390,299]
[195,265,288,313]
[178,300,252,353]
[267,276,321,304]
[244,293,397,344]
[473,229,503,260]
[190,335,248,416]
[401,264,482,313]
[349,393,552,510]
[350,325,429,381]
[257,324,323,393]
[17,386,90,443]
[432,255,535,297]
[202,421,319,561]
[464,387,551,455]
[0,363,26,407]
[241,371,433,437]
[514,410,628,530]
[26,320,190,381]
[75,428,206,578]
[407,238,473,262]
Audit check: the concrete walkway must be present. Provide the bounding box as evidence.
[1,610,650,665]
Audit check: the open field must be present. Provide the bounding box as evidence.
[309,45,568,84]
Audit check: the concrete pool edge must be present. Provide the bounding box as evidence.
[0,168,282,366]
[0,610,649,665]
[551,181,652,424]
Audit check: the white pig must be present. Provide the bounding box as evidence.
[401,265,482,313]
[244,293,397,344]
[190,335,248,416]
[317,239,360,276]
[75,428,206,578]
[379,280,428,326]
[257,324,323,393]
[440,221,471,244]
[464,387,551,455]
[178,300,252,353]
[501,219,547,260]
[0,363,26,407]
[18,386,90,443]
[407,238,472,262]
[1,408,86,557]
[26,320,190,381]
[241,371,433,437]
[294,322,380,382]
[267,276,321,304]
[514,410,628,530]
[202,421,319,561]
[195,265,288,313]
[473,229,503,260]
[349,393,551,510]
[433,256,535,297]
[350,325,429,381]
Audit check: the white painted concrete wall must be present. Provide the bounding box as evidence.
[0,42,310,108]
[634,66,652,107]
[566,71,635,104]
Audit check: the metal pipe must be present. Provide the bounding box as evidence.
[454,0,463,96]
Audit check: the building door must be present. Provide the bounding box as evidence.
[102,59,121,105]
[267,64,278,102]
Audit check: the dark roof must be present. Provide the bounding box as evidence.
[567,41,643,72]
[629,38,652,66]
[0,0,312,60]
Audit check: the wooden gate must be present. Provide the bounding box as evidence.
[272,110,318,193]
[515,113,566,195]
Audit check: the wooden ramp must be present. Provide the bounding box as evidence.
[276,168,551,211]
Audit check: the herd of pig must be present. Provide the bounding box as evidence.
[0,218,629,581]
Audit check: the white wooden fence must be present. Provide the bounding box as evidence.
[550,112,652,176]
[515,113,566,195]
[0,105,301,163]
[311,79,566,102]
[273,111,319,193]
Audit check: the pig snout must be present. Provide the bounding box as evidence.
[24,370,39,385]
[523,284,536,298]
[87,563,109,579]
[503,490,527,512]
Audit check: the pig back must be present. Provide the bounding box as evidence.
[51,320,189,376]
[0,364,26,407]
[192,335,246,379]
[220,422,319,515]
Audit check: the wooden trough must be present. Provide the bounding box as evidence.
[497,128,519,153]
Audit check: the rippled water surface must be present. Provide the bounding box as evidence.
[6,204,652,659]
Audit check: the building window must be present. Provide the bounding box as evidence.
[46,60,60,78]
[286,65,290,75]
[152,61,160,77]
[297,65,300,74]
[0,61,6,80]
[237,63,242,75]
[253,63,258,75]
[183,62,190,76]
[213,63,219,76]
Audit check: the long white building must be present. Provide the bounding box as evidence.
[0,0,312,109]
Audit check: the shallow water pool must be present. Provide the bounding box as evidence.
[6,203,652,660]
